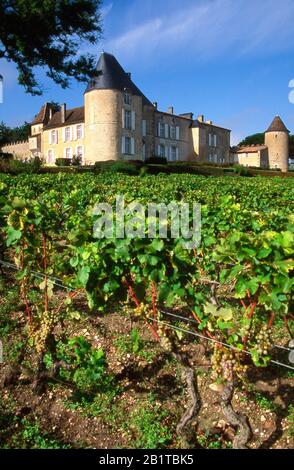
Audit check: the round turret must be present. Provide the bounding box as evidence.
[264,116,289,172]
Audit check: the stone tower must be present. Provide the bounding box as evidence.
[264,116,289,172]
[84,52,153,162]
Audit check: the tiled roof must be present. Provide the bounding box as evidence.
[192,119,231,132]
[31,103,50,125]
[85,52,153,107]
[233,145,267,153]
[44,107,85,129]
[265,116,289,133]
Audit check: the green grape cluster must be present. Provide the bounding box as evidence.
[157,322,174,352]
[29,310,55,353]
[212,346,248,381]
[254,325,271,356]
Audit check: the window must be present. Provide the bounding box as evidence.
[125,110,132,130]
[209,133,217,147]
[50,130,58,144]
[124,93,131,105]
[171,146,177,161]
[159,122,165,138]
[159,144,165,158]
[76,124,83,140]
[125,136,131,155]
[170,126,176,140]
[76,146,83,161]
[65,148,72,159]
[47,149,54,164]
[65,127,71,142]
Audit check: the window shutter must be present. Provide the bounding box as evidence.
[122,109,125,129]
[81,124,84,139]
[56,130,58,144]
[49,131,53,145]
[131,138,135,155]
[62,128,66,143]
[158,122,161,137]
[214,135,217,147]
[142,120,146,137]
[73,126,77,141]
[176,148,179,161]
[157,145,161,157]
[122,136,125,154]
[131,111,136,131]
[176,126,180,140]
[165,145,168,159]
[165,124,169,139]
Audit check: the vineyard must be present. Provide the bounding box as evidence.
[0,172,293,449]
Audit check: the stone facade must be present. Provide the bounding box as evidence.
[1,53,290,171]
[264,131,289,172]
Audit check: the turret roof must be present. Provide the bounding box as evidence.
[85,52,153,107]
[265,116,289,133]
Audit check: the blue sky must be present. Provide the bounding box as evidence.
[1,0,294,144]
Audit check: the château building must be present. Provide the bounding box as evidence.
[1,52,290,171]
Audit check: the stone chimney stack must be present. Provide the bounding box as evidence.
[61,103,66,124]
[153,102,158,110]
[168,106,174,114]
[127,72,131,79]
[197,115,204,122]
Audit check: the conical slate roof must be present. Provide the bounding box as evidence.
[85,52,153,107]
[265,116,289,133]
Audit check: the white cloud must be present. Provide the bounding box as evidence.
[104,0,294,63]
[101,2,113,19]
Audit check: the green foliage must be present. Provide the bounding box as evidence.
[0,172,293,385]
[0,1,103,94]
[233,164,250,176]
[239,133,265,146]
[51,336,111,393]
[130,404,173,449]
[55,158,72,167]
[9,418,70,449]
[114,328,144,355]
[0,121,30,147]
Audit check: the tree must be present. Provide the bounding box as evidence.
[0,120,30,146]
[238,133,264,146]
[0,0,102,95]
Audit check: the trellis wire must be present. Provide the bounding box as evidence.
[159,308,292,353]
[147,316,294,372]
[1,259,293,370]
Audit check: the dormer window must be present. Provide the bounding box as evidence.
[124,92,131,105]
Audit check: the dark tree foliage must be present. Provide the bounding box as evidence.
[0,0,103,95]
[0,121,30,145]
[239,133,264,146]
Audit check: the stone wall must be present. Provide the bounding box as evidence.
[1,141,30,159]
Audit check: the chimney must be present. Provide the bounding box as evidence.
[206,120,212,125]
[167,106,174,115]
[127,72,131,79]
[153,102,158,110]
[197,114,204,122]
[49,107,53,120]
[61,103,66,124]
